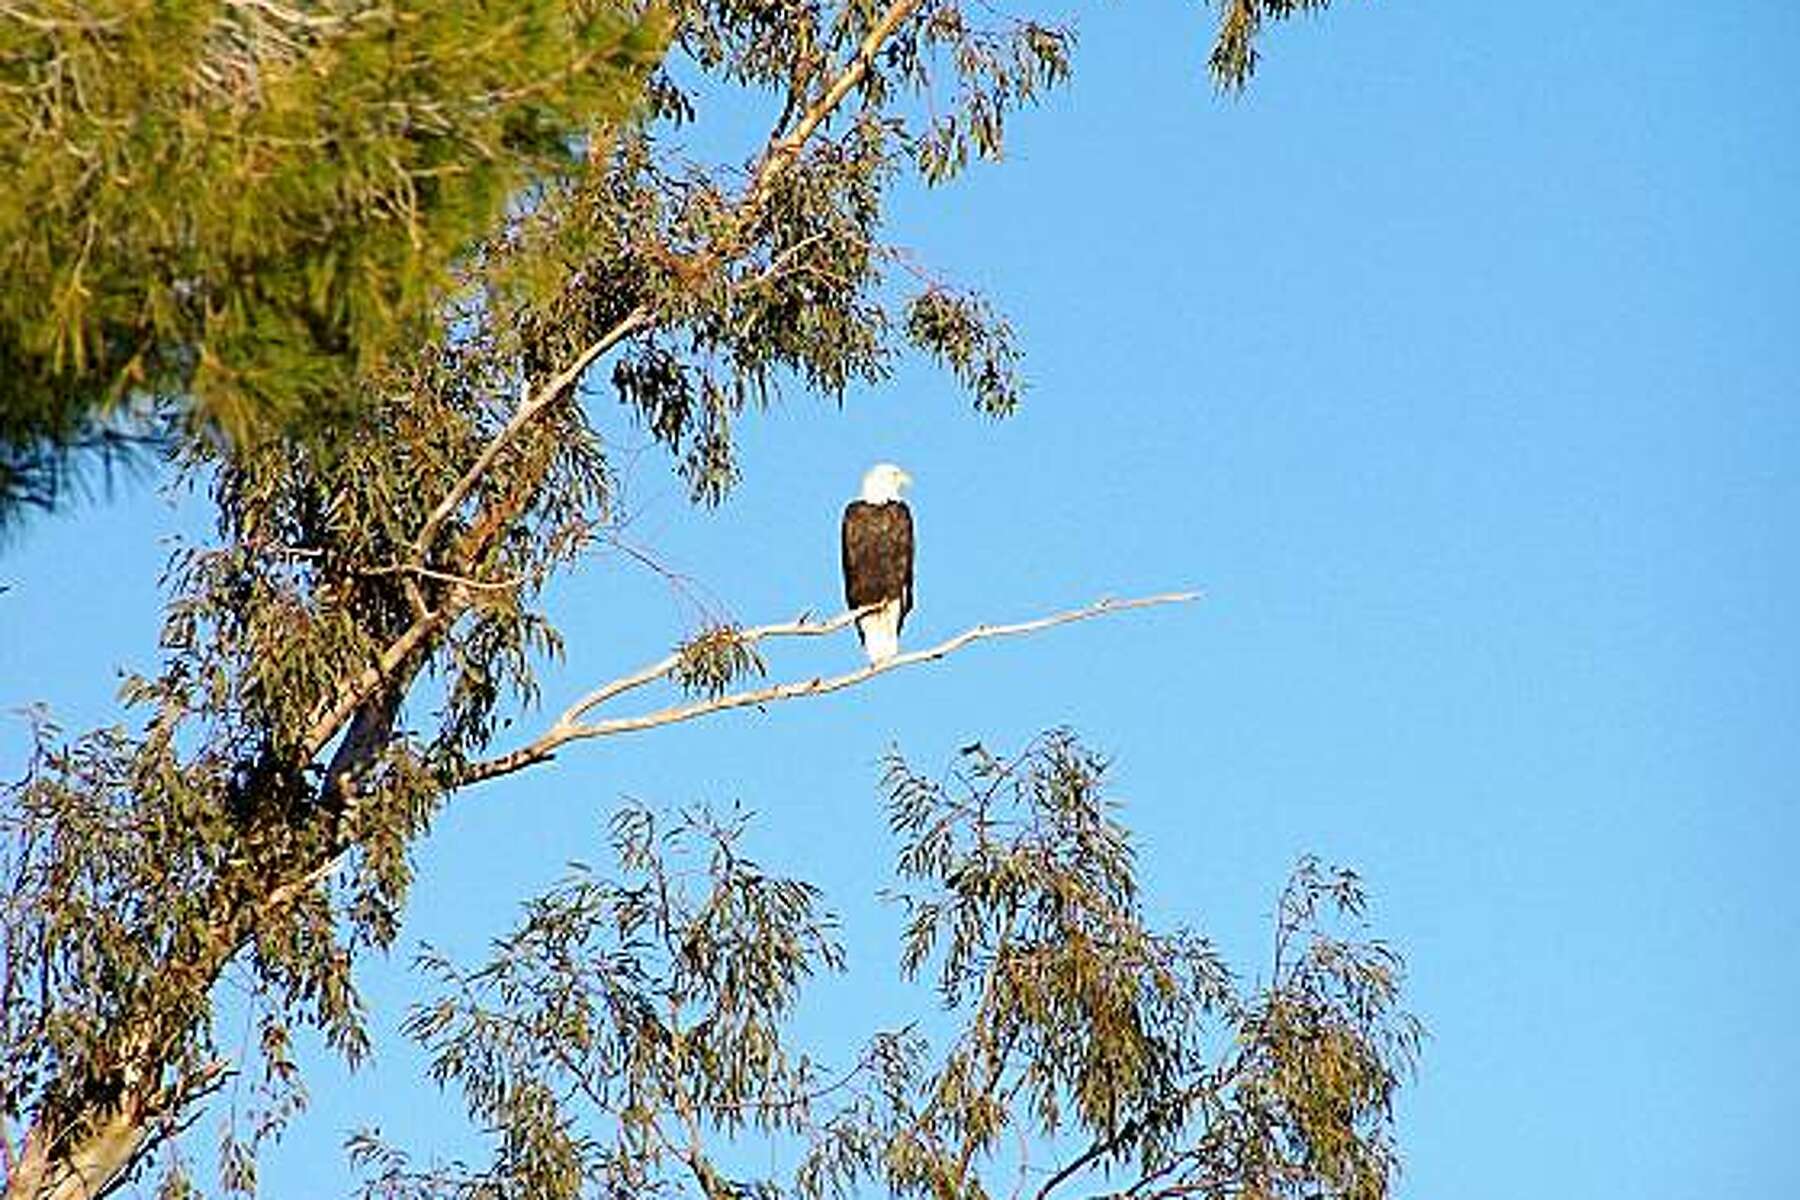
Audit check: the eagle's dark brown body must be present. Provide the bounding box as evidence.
[841,499,914,651]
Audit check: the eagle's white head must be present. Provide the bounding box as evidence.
[859,462,913,504]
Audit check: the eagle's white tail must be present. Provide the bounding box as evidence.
[857,601,902,665]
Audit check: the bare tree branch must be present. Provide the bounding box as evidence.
[358,562,527,593]
[755,0,924,196]
[457,591,1200,786]
[299,608,446,762]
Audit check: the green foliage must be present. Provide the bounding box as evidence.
[1,2,1359,1195]
[351,803,844,1199]
[1,706,340,1197]
[353,735,1417,1200]
[1210,0,1346,91]
[904,292,1021,418]
[672,625,766,700]
[0,0,669,526]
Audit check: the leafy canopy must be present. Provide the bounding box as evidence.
[348,735,1418,1200]
[0,0,668,525]
[0,1,1371,1197]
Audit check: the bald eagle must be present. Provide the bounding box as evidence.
[841,463,914,664]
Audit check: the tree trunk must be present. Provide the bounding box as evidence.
[8,1102,148,1200]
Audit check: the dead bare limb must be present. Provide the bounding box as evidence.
[457,591,1200,786]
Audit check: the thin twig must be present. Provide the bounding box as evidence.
[359,562,526,593]
[458,592,1199,786]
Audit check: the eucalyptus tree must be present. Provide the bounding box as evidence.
[1,1,1381,1197]
[353,735,1418,1200]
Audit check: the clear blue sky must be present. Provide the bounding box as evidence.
[3,1,1796,1195]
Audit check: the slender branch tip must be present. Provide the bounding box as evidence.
[459,589,1197,786]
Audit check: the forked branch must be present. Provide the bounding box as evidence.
[457,591,1199,786]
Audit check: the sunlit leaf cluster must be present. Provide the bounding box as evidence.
[0,0,668,525]
[671,625,767,700]
[1209,0,1343,92]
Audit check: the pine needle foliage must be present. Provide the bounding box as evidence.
[349,735,1417,1200]
[0,0,669,527]
[2,2,1356,1196]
